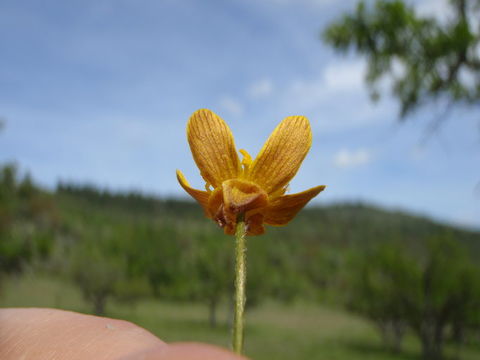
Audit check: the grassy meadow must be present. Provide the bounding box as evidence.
[3,273,480,360]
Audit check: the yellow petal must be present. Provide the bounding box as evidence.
[264,185,326,226]
[248,116,312,194]
[176,170,210,213]
[187,109,241,187]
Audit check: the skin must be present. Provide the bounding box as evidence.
[0,308,248,360]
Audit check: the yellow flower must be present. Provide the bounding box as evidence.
[176,109,326,236]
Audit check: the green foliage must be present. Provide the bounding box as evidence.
[69,240,125,315]
[323,0,480,118]
[0,164,56,276]
[347,241,414,352]
[346,236,480,359]
[189,231,232,327]
[2,171,480,358]
[114,275,152,307]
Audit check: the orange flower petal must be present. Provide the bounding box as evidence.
[248,116,312,195]
[206,181,269,236]
[187,109,241,188]
[207,186,225,224]
[176,170,210,214]
[264,185,326,226]
[214,179,268,236]
[245,212,265,236]
[222,179,268,216]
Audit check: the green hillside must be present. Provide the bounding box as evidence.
[1,164,479,360]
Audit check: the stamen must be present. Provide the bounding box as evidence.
[205,182,213,192]
[239,149,253,176]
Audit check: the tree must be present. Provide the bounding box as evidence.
[191,231,232,328]
[0,164,56,278]
[124,222,189,300]
[69,228,126,316]
[260,237,308,304]
[346,243,410,353]
[346,236,480,360]
[113,275,151,310]
[323,0,480,126]
[404,237,480,360]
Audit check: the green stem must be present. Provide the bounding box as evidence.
[232,216,247,354]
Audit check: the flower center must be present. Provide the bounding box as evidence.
[207,178,268,234]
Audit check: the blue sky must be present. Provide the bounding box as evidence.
[1,0,479,229]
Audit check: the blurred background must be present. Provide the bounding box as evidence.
[1,0,479,359]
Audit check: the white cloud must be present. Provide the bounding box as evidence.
[323,60,365,92]
[248,78,273,99]
[415,0,450,22]
[287,59,366,108]
[278,58,392,133]
[333,148,372,169]
[219,96,244,117]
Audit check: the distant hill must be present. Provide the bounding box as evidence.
[3,167,480,324]
[56,182,480,254]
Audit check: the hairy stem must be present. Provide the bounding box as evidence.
[232,217,247,354]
